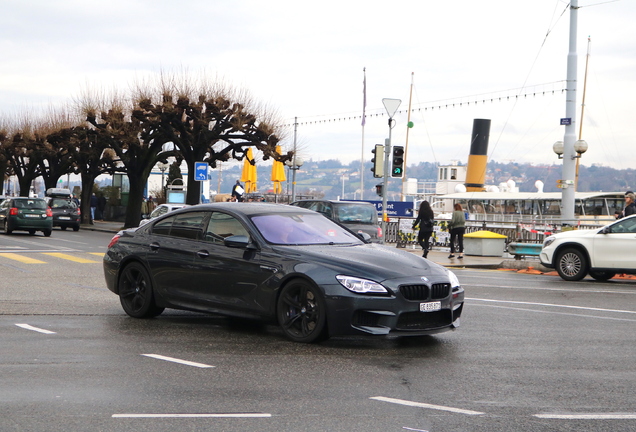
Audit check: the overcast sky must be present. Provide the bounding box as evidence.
[1,0,635,172]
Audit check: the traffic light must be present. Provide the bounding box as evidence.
[391,146,404,177]
[371,144,384,178]
[375,183,383,197]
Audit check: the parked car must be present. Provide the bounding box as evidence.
[45,191,81,231]
[0,197,53,236]
[290,200,382,242]
[540,214,636,281]
[104,203,464,343]
[139,203,189,226]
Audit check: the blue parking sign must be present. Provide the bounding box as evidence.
[194,162,208,181]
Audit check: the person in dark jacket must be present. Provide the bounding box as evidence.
[412,201,435,258]
[622,192,636,218]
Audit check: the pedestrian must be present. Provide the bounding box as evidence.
[90,193,98,223]
[412,200,435,258]
[231,180,244,202]
[97,194,107,221]
[448,203,466,259]
[622,192,636,219]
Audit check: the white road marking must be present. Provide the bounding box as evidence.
[112,413,271,418]
[141,354,215,368]
[15,323,56,334]
[370,396,484,415]
[534,413,636,419]
[466,297,636,315]
[465,281,636,295]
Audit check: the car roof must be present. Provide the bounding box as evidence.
[292,199,375,206]
[175,202,315,217]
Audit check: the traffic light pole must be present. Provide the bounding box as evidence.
[381,134,391,244]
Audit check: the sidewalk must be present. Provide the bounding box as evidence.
[83,220,546,271]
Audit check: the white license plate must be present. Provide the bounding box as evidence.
[420,301,441,312]
[25,214,40,218]
[59,216,71,220]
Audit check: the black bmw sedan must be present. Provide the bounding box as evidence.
[103,203,464,343]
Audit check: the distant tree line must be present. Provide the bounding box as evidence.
[0,74,292,228]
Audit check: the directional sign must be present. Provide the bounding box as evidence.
[560,118,572,125]
[194,162,208,181]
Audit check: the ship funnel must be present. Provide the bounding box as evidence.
[464,119,491,192]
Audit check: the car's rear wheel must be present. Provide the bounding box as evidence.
[3,220,12,234]
[118,262,164,318]
[556,248,588,281]
[589,270,616,281]
[28,230,36,235]
[72,225,80,232]
[43,229,52,237]
[61,226,67,231]
[277,279,327,343]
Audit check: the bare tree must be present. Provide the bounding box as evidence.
[131,73,292,205]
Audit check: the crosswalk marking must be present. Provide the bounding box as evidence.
[42,253,101,263]
[0,253,46,264]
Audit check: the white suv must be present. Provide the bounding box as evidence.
[540,214,636,281]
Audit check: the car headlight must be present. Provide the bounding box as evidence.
[543,236,556,248]
[447,270,461,289]
[336,275,388,294]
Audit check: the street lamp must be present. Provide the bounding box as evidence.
[380,98,401,244]
[285,156,304,202]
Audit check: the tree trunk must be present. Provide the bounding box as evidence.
[185,160,201,205]
[79,172,96,224]
[124,173,146,229]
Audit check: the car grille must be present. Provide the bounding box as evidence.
[396,310,452,330]
[400,283,450,301]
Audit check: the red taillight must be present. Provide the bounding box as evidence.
[107,234,121,249]
[46,207,53,217]
[9,207,18,216]
[377,226,383,238]
[76,208,81,216]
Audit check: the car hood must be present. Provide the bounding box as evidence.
[552,227,601,240]
[273,243,450,282]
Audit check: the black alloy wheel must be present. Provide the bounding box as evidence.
[556,248,588,281]
[277,279,327,343]
[118,262,164,318]
[589,270,616,281]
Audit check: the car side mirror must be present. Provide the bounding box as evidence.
[600,226,611,234]
[357,232,372,242]
[224,235,257,249]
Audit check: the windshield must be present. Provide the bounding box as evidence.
[49,198,76,209]
[251,213,363,245]
[334,204,378,224]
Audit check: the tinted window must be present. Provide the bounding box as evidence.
[252,213,362,245]
[14,199,47,210]
[334,204,377,224]
[170,211,207,240]
[611,217,636,234]
[203,212,249,244]
[49,198,76,209]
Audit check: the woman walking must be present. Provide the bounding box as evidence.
[412,201,435,258]
[448,203,466,259]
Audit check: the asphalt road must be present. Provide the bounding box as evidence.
[1,229,635,431]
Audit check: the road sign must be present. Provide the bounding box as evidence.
[194,162,208,181]
[560,118,571,125]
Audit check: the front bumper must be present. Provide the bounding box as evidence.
[324,283,464,337]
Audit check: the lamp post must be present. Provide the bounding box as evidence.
[158,162,169,200]
[285,156,303,202]
[381,98,401,244]
[559,0,580,227]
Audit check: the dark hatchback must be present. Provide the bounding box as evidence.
[290,200,383,242]
[46,197,81,231]
[103,203,463,343]
[0,197,53,236]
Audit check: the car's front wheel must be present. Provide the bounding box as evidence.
[589,270,616,281]
[277,279,327,343]
[556,248,588,281]
[118,262,164,318]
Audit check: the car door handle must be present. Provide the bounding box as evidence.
[149,242,160,250]
[197,250,209,258]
